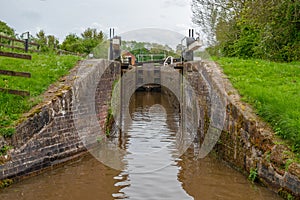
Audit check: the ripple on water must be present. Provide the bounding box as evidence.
[0,92,282,200]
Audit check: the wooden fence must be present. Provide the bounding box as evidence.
[0,35,40,53]
[0,35,84,56]
[0,50,32,96]
[0,34,85,96]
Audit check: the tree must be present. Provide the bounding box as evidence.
[192,0,300,61]
[34,30,60,52]
[123,41,177,61]
[241,0,300,61]
[191,0,233,45]
[0,20,15,45]
[0,20,15,37]
[61,28,105,54]
[61,33,84,53]
[47,35,59,49]
[35,30,49,52]
[81,28,104,53]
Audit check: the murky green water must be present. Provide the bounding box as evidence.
[0,92,281,200]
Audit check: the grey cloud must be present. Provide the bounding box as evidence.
[160,14,167,19]
[20,10,42,22]
[1,0,192,41]
[163,0,188,8]
[120,28,184,49]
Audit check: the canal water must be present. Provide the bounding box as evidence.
[0,92,281,200]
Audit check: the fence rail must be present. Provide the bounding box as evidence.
[0,35,40,53]
[0,88,30,97]
[0,34,85,97]
[0,69,31,78]
[0,66,31,96]
[0,40,32,96]
[0,34,86,57]
[0,51,32,60]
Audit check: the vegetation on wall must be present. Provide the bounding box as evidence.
[216,57,300,153]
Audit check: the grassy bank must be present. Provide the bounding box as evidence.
[215,57,300,153]
[0,53,80,137]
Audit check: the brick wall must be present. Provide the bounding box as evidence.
[1,58,299,198]
[186,61,300,198]
[0,59,120,180]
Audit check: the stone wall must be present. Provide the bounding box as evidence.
[186,61,300,199]
[0,59,120,180]
[1,58,299,198]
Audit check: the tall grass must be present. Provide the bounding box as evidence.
[215,57,300,152]
[0,53,80,137]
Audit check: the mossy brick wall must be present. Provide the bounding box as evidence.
[186,61,300,198]
[183,63,210,145]
[1,58,299,198]
[0,59,120,180]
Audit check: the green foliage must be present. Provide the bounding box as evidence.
[81,28,104,53]
[31,30,58,53]
[61,33,84,53]
[105,107,113,137]
[33,30,60,52]
[192,0,300,62]
[105,128,111,137]
[61,28,104,54]
[0,128,15,138]
[122,40,178,62]
[90,40,110,59]
[285,159,294,171]
[278,189,295,200]
[221,23,259,59]
[0,23,104,55]
[287,194,295,200]
[0,20,15,46]
[0,145,12,156]
[0,20,15,37]
[216,57,300,152]
[35,30,48,52]
[248,168,258,183]
[0,53,80,136]
[0,179,13,189]
[47,35,59,49]
[241,0,300,62]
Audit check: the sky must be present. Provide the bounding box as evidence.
[0,0,195,47]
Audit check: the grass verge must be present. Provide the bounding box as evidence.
[0,53,80,137]
[215,57,300,153]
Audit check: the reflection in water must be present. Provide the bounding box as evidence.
[113,92,192,199]
[178,148,280,200]
[0,92,281,200]
[0,155,120,200]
